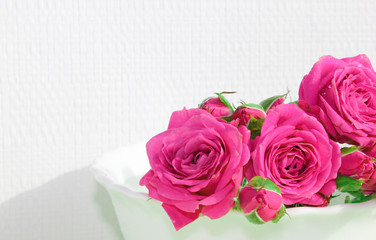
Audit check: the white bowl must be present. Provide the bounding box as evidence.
[92,142,376,240]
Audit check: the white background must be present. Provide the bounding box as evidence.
[1,1,376,239]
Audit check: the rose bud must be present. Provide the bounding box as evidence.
[239,177,285,224]
[199,93,233,118]
[339,150,374,180]
[339,150,376,195]
[231,103,266,127]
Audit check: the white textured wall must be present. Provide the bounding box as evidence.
[1,0,376,239]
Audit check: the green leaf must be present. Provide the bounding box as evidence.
[272,204,286,223]
[348,191,365,199]
[347,192,376,203]
[340,146,360,156]
[245,210,265,224]
[259,94,286,112]
[336,174,362,192]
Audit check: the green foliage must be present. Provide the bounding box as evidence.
[340,146,360,156]
[336,174,362,192]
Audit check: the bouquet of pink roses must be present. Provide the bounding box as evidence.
[140,55,376,230]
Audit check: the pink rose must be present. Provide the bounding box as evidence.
[199,95,233,118]
[339,150,374,180]
[239,177,284,223]
[251,104,341,206]
[339,150,376,195]
[299,55,376,146]
[231,104,266,127]
[140,108,250,230]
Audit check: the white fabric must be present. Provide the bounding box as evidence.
[1,0,376,239]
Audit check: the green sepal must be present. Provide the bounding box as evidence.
[245,210,266,224]
[263,178,282,195]
[241,177,248,189]
[272,204,286,223]
[220,116,233,123]
[336,174,362,192]
[248,176,282,195]
[232,198,242,212]
[240,103,266,113]
[259,94,286,112]
[248,176,266,189]
[198,96,214,108]
[248,116,265,139]
[340,146,360,156]
[215,92,234,113]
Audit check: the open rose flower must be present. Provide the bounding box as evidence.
[250,104,341,206]
[299,55,376,146]
[140,108,250,230]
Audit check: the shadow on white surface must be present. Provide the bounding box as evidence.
[0,168,123,240]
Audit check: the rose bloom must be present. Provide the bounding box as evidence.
[299,55,376,146]
[251,104,341,206]
[140,108,250,230]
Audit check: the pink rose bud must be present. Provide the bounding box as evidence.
[339,150,376,195]
[231,103,266,127]
[239,177,285,224]
[199,93,233,118]
[339,150,374,180]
